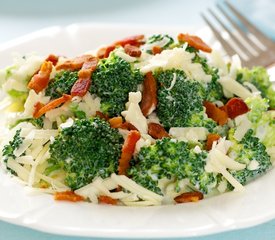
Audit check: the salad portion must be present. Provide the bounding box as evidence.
[0,33,274,206]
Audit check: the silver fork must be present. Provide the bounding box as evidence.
[201,1,275,68]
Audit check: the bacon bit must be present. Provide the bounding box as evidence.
[97,45,116,59]
[152,46,162,55]
[124,44,142,57]
[71,77,91,97]
[55,54,94,71]
[109,116,123,128]
[206,133,221,151]
[45,54,59,66]
[95,111,109,121]
[178,33,212,53]
[81,57,98,71]
[118,130,141,175]
[204,101,228,125]
[174,191,204,204]
[140,72,158,117]
[96,47,107,59]
[78,69,91,79]
[225,97,249,119]
[219,105,227,112]
[97,35,144,59]
[33,94,72,118]
[54,191,84,202]
[33,102,45,118]
[119,122,138,131]
[108,117,138,130]
[71,57,98,97]
[98,195,118,205]
[28,61,53,93]
[114,34,145,47]
[148,122,170,139]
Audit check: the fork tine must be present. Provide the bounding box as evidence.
[201,13,244,60]
[208,8,254,58]
[216,3,262,52]
[225,0,274,46]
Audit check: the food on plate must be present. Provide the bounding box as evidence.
[0,33,274,206]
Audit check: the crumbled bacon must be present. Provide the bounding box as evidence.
[109,116,123,128]
[124,44,142,57]
[33,94,72,118]
[71,57,98,97]
[33,102,45,119]
[97,45,116,59]
[97,35,144,59]
[174,191,204,203]
[152,46,162,55]
[27,61,53,93]
[140,72,158,117]
[55,54,94,71]
[98,195,118,205]
[148,122,170,139]
[206,133,221,151]
[119,122,138,131]
[108,117,138,131]
[118,130,141,175]
[204,101,228,125]
[54,191,84,202]
[114,34,145,47]
[178,33,212,53]
[45,54,59,66]
[71,78,91,97]
[225,97,249,119]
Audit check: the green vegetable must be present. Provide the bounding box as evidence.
[237,67,275,108]
[228,129,272,186]
[156,69,216,131]
[2,129,23,162]
[193,54,224,102]
[2,129,24,174]
[9,117,44,129]
[91,53,143,116]
[45,70,78,99]
[145,34,174,54]
[245,96,269,124]
[128,138,217,195]
[245,96,275,147]
[69,102,86,119]
[47,118,124,190]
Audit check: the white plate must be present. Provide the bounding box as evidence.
[0,23,275,238]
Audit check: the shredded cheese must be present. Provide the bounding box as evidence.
[140,48,212,83]
[121,91,148,134]
[169,127,208,142]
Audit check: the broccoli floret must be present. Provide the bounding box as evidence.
[45,70,78,99]
[47,118,123,190]
[237,67,275,108]
[2,129,23,162]
[90,53,143,116]
[193,54,224,102]
[10,117,44,129]
[245,96,275,147]
[245,96,269,124]
[145,34,174,54]
[228,129,272,185]
[2,129,24,174]
[128,138,217,195]
[156,69,216,131]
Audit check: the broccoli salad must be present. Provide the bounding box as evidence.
[0,33,274,206]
